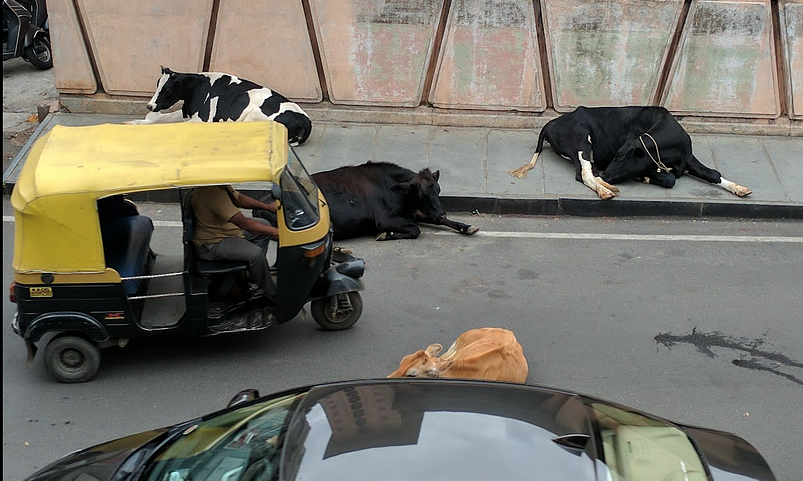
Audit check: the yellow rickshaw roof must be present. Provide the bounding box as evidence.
[13,121,289,204]
[11,121,289,275]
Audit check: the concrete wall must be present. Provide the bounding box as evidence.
[48,0,801,128]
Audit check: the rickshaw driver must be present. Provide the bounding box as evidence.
[191,185,280,300]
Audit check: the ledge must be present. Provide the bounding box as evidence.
[58,95,802,136]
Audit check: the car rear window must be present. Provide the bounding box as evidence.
[281,383,598,481]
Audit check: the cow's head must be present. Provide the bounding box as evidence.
[387,343,454,378]
[392,168,447,220]
[602,133,672,185]
[146,66,183,112]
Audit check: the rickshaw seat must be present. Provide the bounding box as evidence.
[100,215,154,296]
[195,259,248,276]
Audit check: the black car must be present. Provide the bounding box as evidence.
[26,379,776,481]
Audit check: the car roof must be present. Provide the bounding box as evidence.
[283,379,598,481]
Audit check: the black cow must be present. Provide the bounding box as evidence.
[256,162,479,241]
[509,106,752,200]
[125,67,312,146]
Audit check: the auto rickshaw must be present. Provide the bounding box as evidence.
[9,121,366,383]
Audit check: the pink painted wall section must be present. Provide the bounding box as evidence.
[77,0,213,96]
[663,0,780,118]
[541,0,684,112]
[780,1,803,119]
[430,0,545,111]
[48,0,96,94]
[209,0,322,101]
[310,0,444,106]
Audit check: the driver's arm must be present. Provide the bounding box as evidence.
[233,192,278,213]
[229,212,279,237]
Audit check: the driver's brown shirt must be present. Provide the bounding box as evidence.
[191,186,244,245]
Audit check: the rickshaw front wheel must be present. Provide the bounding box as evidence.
[43,335,101,383]
[311,292,363,331]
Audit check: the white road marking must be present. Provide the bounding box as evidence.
[3,216,800,243]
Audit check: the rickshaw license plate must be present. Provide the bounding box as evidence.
[29,287,53,298]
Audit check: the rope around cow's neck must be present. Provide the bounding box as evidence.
[639,132,672,173]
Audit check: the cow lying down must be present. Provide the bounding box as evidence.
[255,161,479,241]
[387,328,528,383]
[125,67,312,146]
[509,106,752,200]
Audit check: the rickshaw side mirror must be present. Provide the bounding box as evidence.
[270,183,282,202]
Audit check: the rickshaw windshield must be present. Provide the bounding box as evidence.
[279,148,319,231]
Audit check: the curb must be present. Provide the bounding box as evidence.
[5,187,784,221]
[440,196,803,220]
[5,181,801,221]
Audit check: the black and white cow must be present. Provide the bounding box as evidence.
[126,67,312,146]
[509,106,752,200]
[255,162,479,241]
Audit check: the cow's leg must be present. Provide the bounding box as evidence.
[639,171,676,188]
[123,110,185,125]
[414,212,479,236]
[686,155,752,197]
[572,137,619,200]
[375,218,421,241]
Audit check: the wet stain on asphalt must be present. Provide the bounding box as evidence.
[515,268,538,280]
[655,327,803,386]
[488,290,512,299]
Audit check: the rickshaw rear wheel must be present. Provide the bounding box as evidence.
[311,292,363,331]
[43,335,101,383]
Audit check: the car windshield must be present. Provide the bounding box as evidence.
[279,148,319,231]
[589,402,708,481]
[140,392,306,481]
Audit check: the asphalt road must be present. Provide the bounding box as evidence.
[3,201,803,480]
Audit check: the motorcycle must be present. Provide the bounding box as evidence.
[2,0,52,69]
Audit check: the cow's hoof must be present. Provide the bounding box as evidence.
[598,190,616,200]
[735,185,752,197]
[596,177,620,196]
[122,120,141,125]
[376,232,388,241]
[465,226,479,236]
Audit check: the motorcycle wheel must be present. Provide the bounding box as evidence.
[311,292,363,331]
[24,36,53,70]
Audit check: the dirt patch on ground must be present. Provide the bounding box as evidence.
[3,122,39,173]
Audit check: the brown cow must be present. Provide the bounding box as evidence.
[387,328,528,383]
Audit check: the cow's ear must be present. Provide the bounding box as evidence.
[425,343,443,357]
[436,359,455,373]
[433,170,440,182]
[391,180,415,196]
[162,66,173,75]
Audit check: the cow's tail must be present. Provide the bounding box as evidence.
[509,123,550,179]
